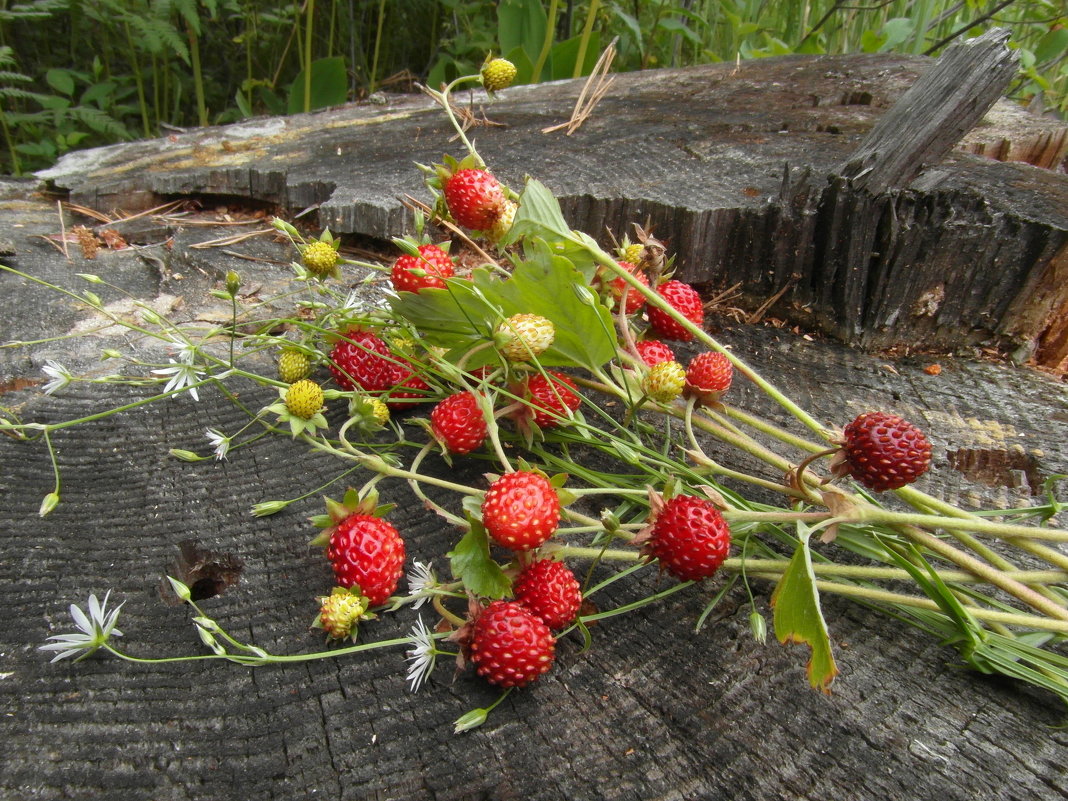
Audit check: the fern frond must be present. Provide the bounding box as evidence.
[66,105,133,140]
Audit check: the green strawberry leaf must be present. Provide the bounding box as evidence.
[490,240,618,370]
[770,524,838,693]
[391,242,618,372]
[501,178,571,245]
[448,519,511,599]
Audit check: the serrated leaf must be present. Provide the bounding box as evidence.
[391,243,618,372]
[448,520,511,599]
[489,241,618,370]
[770,526,838,693]
[502,178,572,245]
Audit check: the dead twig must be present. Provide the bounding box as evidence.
[401,194,500,270]
[189,228,275,249]
[56,200,70,263]
[220,250,290,265]
[747,275,799,325]
[542,38,618,136]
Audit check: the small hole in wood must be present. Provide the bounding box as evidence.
[160,539,244,605]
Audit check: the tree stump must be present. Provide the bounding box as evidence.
[37,42,1068,369]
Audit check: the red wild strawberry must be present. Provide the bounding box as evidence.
[326,514,406,606]
[647,280,704,341]
[482,470,560,551]
[634,339,676,367]
[329,330,395,392]
[385,358,432,410]
[838,411,932,491]
[646,494,731,582]
[513,558,581,630]
[520,370,581,429]
[390,244,455,293]
[605,262,649,314]
[443,168,506,230]
[430,391,487,454]
[685,351,733,404]
[469,600,556,688]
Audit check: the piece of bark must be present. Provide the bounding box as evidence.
[840,29,1019,192]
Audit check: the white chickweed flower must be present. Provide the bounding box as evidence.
[406,560,437,609]
[39,590,124,663]
[41,361,73,395]
[405,616,436,693]
[205,429,231,461]
[163,333,198,365]
[152,359,205,401]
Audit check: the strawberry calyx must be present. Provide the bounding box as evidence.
[309,486,395,547]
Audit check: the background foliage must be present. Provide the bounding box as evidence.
[0,0,1064,175]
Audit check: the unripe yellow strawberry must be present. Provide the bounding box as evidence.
[278,348,312,384]
[302,240,338,277]
[369,397,389,426]
[622,243,644,264]
[481,58,517,92]
[642,360,685,403]
[285,379,324,419]
[496,313,555,362]
[488,199,517,245]
[317,587,368,640]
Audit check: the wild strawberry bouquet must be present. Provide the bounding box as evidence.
[8,58,1068,732]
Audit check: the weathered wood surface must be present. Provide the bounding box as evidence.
[1,184,1067,800]
[839,29,1019,192]
[36,50,1068,366]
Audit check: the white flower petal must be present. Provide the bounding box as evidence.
[41,360,72,395]
[68,603,92,636]
[405,616,436,693]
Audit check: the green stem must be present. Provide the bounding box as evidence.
[187,19,207,128]
[433,75,483,161]
[369,0,384,95]
[895,524,1068,621]
[322,445,483,497]
[550,544,641,562]
[27,378,218,433]
[532,0,558,83]
[862,507,1068,543]
[122,19,151,137]
[105,632,436,665]
[304,0,316,111]
[898,485,1068,573]
[573,0,601,78]
[721,403,829,454]
[806,580,1068,635]
[406,443,466,527]
[688,451,809,499]
[735,556,1068,585]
